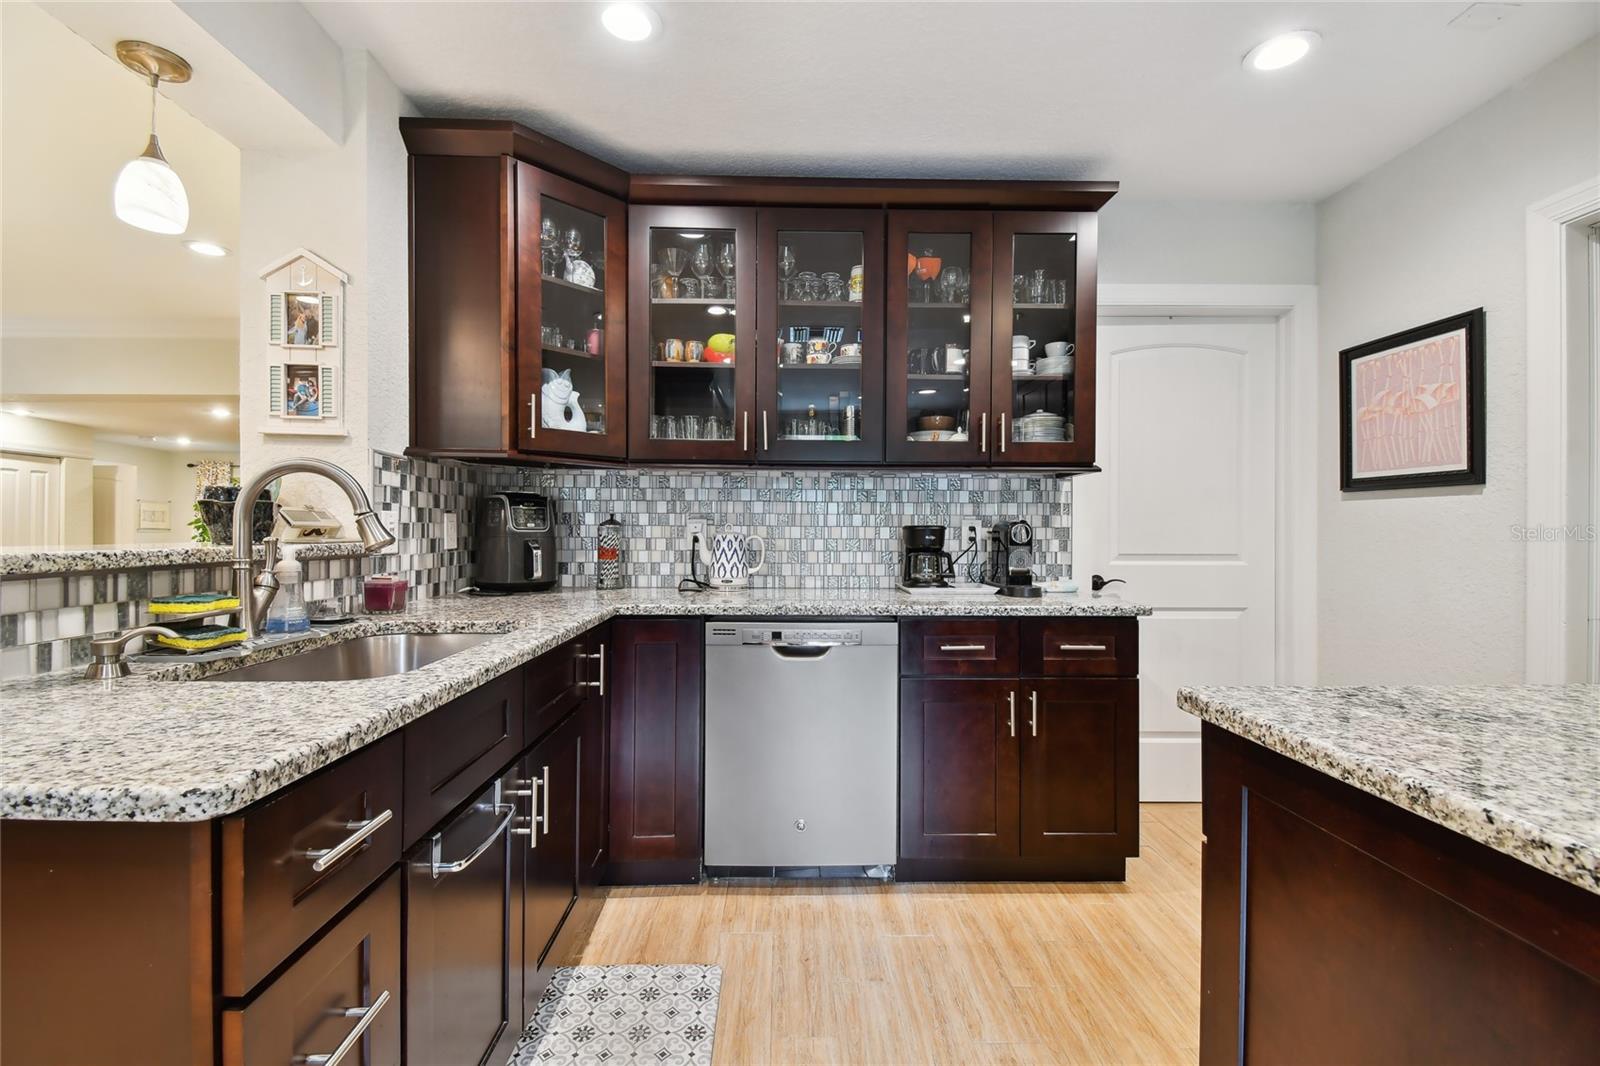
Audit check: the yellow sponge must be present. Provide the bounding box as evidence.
[150,593,241,616]
[154,625,248,652]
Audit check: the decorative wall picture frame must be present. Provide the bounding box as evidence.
[260,248,347,437]
[137,499,172,531]
[1339,308,1485,492]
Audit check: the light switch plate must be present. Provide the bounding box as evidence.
[444,511,459,548]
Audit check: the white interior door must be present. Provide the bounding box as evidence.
[1075,320,1278,800]
[0,452,63,548]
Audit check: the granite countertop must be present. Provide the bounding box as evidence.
[1,587,1148,823]
[0,541,367,576]
[1179,684,1600,895]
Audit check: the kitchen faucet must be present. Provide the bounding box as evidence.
[233,458,396,638]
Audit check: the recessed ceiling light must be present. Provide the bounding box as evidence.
[601,2,659,42]
[174,436,192,446]
[185,240,229,257]
[10,406,31,417]
[209,405,231,419]
[1244,30,1319,72]
[916,389,938,395]
[706,305,728,316]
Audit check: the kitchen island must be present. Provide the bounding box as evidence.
[1179,684,1600,1065]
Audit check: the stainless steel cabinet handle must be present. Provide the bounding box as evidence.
[430,805,514,878]
[306,808,393,873]
[295,988,391,1066]
[999,412,1007,453]
[584,645,605,695]
[528,394,537,438]
[1059,643,1109,653]
[541,764,551,836]
[980,412,988,453]
[743,410,750,451]
[938,643,987,652]
[510,776,542,848]
[762,410,769,451]
[1029,690,1038,737]
[1007,691,1016,738]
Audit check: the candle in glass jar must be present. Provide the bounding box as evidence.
[363,574,408,614]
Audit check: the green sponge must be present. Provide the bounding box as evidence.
[150,593,241,616]
[154,625,248,652]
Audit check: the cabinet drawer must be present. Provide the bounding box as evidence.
[404,668,523,846]
[899,619,1019,676]
[221,869,401,1066]
[220,732,402,998]
[1021,618,1138,677]
[525,634,587,744]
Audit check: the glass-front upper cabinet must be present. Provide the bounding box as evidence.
[515,162,627,459]
[990,211,1097,465]
[885,211,993,464]
[628,205,757,462]
[755,209,884,463]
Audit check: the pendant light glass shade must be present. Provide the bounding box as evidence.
[115,134,188,235]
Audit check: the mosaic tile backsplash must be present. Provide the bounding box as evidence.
[0,451,1070,676]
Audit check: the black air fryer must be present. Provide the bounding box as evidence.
[475,492,558,591]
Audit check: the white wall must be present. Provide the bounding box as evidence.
[1,335,237,397]
[1099,199,1316,284]
[1316,38,1600,684]
[89,440,236,545]
[238,51,415,519]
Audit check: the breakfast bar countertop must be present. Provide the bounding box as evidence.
[0,586,1149,824]
[1178,683,1600,895]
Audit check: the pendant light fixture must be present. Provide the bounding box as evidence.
[112,40,192,235]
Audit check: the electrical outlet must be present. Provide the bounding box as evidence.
[443,511,459,549]
[960,516,987,553]
[685,515,709,550]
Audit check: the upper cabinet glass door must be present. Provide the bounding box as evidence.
[991,212,1097,464]
[516,162,627,459]
[756,209,884,463]
[885,211,993,464]
[628,206,756,462]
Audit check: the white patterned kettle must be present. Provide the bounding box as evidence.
[697,527,765,590]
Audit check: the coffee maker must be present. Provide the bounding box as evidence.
[902,525,955,588]
[984,518,1043,598]
[475,492,559,592]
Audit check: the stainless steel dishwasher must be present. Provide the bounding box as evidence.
[704,621,899,874]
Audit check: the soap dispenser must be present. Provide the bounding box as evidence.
[263,545,310,634]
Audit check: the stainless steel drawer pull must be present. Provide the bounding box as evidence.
[762,410,769,451]
[306,808,393,873]
[999,412,1007,453]
[1029,690,1039,737]
[1007,691,1016,738]
[938,643,987,652]
[541,764,551,836]
[1059,643,1109,653]
[430,806,514,878]
[584,645,605,695]
[528,395,537,438]
[980,412,988,453]
[510,777,542,849]
[296,988,390,1066]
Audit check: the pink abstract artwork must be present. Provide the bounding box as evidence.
[1349,327,1468,479]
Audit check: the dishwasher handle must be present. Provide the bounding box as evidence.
[769,643,835,659]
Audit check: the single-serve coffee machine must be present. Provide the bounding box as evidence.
[984,518,1043,598]
[901,525,955,588]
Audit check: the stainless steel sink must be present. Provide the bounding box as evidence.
[202,632,497,682]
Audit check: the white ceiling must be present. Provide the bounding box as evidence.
[8,397,239,453]
[0,1,240,335]
[308,1,1597,201]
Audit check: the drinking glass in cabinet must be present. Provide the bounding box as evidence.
[902,232,973,444]
[539,195,607,436]
[1007,231,1078,445]
[648,227,738,441]
[773,229,867,442]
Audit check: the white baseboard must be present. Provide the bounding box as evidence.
[1140,733,1201,801]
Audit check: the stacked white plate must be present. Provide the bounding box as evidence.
[907,429,969,442]
[1013,411,1067,442]
[1033,356,1074,377]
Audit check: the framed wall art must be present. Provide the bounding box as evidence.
[1339,308,1485,492]
[259,248,346,437]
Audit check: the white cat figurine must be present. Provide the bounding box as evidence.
[541,368,587,432]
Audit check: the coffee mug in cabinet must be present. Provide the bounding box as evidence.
[806,338,836,364]
[838,342,862,361]
[849,265,864,302]
[1044,341,1075,359]
[781,341,805,365]
[1012,335,1036,350]
[686,340,706,362]
[658,338,685,362]
[943,344,967,371]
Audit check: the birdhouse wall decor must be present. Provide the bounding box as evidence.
[259,248,348,436]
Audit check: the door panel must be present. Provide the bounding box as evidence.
[1075,320,1277,799]
[0,453,61,548]
[608,619,702,865]
[520,712,581,1022]
[1020,679,1137,858]
[898,679,1019,860]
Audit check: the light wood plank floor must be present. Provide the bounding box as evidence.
[579,803,1201,1065]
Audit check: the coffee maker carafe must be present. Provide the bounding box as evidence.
[902,525,955,588]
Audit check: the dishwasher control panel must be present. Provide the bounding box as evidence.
[710,626,863,647]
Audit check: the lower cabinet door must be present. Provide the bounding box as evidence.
[519,712,582,1022]
[405,769,521,1066]
[898,679,1021,861]
[222,869,401,1066]
[579,625,610,880]
[1019,678,1139,858]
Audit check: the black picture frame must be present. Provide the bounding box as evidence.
[1339,308,1485,492]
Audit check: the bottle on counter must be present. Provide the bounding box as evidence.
[596,513,623,590]
[263,546,310,634]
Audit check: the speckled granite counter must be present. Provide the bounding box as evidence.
[1,587,1147,823]
[1179,684,1600,894]
[0,541,366,577]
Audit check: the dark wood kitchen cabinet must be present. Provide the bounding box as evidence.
[1019,678,1138,859]
[755,207,886,463]
[899,678,1020,861]
[628,205,758,463]
[606,618,702,883]
[517,709,582,1021]
[409,152,626,461]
